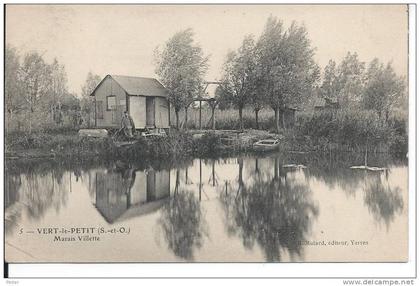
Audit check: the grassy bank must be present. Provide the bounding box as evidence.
[6,107,408,160]
[5,130,232,160]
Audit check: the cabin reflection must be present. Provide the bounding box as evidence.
[94,166,170,223]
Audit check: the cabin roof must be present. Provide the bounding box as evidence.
[91,74,168,97]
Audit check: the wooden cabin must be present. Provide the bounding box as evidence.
[282,107,297,129]
[90,75,170,130]
[314,97,340,113]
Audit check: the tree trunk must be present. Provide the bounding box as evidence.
[87,111,91,128]
[282,109,286,130]
[175,168,180,194]
[274,107,280,134]
[184,107,188,130]
[175,111,179,129]
[8,111,13,134]
[211,106,216,130]
[238,107,243,131]
[365,136,368,167]
[255,109,259,130]
[238,157,244,190]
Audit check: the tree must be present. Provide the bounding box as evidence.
[363,59,405,122]
[319,60,341,103]
[256,17,319,133]
[47,58,68,123]
[5,45,25,132]
[214,85,231,110]
[81,72,101,127]
[221,35,257,130]
[336,52,365,107]
[154,28,209,129]
[18,51,52,132]
[250,75,266,129]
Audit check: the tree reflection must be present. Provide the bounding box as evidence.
[363,172,403,229]
[4,167,70,236]
[158,169,207,261]
[220,159,319,262]
[5,173,22,234]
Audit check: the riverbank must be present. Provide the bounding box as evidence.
[5,129,272,160]
[5,127,407,161]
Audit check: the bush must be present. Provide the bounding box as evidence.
[193,132,222,155]
[295,108,406,152]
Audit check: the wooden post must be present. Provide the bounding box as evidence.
[212,161,215,186]
[168,101,171,127]
[199,159,202,201]
[94,97,97,127]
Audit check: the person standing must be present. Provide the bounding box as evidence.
[121,111,135,139]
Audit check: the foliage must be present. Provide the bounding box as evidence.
[363,59,406,119]
[80,72,102,127]
[255,17,319,132]
[5,45,80,133]
[159,189,206,260]
[5,45,25,116]
[296,109,407,153]
[220,35,257,129]
[318,52,366,108]
[154,28,209,128]
[336,52,366,106]
[193,132,222,154]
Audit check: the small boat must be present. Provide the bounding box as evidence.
[350,165,387,171]
[253,139,280,152]
[113,140,137,148]
[282,164,307,169]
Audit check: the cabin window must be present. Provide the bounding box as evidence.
[97,101,104,119]
[107,95,116,111]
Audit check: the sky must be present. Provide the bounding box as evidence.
[6,4,409,95]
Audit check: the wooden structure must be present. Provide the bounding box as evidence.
[314,97,340,112]
[187,81,223,130]
[282,107,297,129]
[90,75,170,130]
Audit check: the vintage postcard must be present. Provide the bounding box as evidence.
[4,4,410,266]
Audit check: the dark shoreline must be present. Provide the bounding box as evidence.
[5,129,407,162]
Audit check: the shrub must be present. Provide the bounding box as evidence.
[193,132,222,155]
[295,108,405,152]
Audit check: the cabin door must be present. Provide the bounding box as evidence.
[129,96,146,129]
[146,98,155,126]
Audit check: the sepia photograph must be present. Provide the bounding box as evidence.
[3,3,411,271]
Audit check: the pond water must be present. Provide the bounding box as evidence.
[5,152,408,262]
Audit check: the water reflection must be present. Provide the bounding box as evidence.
[156,168,207,261]
[220,157,319,261]
[5,152,407,262]
[5,167,70,234]
[362,171,404,229]
[93,162,170,223]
